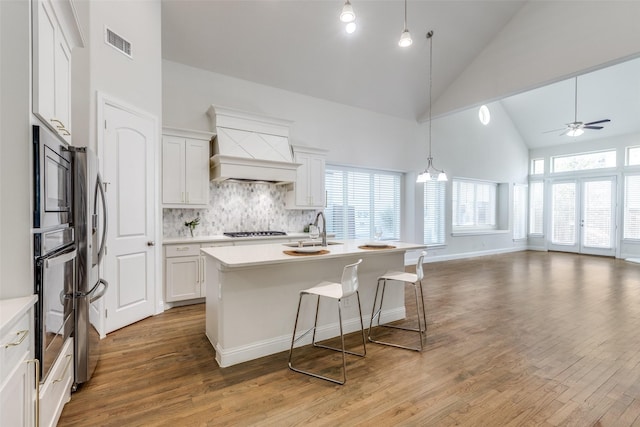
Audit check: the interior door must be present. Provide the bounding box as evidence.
[548,177,616,256]
[102,101,156,333]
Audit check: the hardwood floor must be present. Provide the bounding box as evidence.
[58,251,640,426]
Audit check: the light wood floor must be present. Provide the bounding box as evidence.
[58,251,640,426]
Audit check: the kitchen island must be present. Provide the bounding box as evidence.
[201,240,426,367]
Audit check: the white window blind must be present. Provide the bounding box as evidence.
[529,181,544,235]
[423,181,445,245]
[325,166,401,240]
[513,184,527,240]
[452,179,497,230]
[624,174,640,239]
[582,180,613,248]
[551,182,576,245]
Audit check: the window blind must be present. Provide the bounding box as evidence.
[423,181,445,245]
[551,182,576,245]
[452,179,497,230]
[582,180,613,248]
[513,184,527,240]
[325,166,401,240]
[624,174,640,239]
[529,181,544,235]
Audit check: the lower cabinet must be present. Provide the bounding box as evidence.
[39,337,74,427]
[165,243,219,303]
[0,297,37,427]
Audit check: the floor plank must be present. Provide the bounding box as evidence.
[58,251,640,426]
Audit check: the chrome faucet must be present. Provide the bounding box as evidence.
[314,211,327,247]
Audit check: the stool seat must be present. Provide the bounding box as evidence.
[368,251,427,352]
[288,259,365,385]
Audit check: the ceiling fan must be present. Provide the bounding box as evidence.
[544,77,611,137]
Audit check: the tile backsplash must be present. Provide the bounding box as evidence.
[163,181,319,237]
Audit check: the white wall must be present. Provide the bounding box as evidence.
[435,1,640,118]
[414,102,530,261]
[0,0,32,298]
[163,60,419,173]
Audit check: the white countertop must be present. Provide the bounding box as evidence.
[0,295,38,337]
[201,239,426,268]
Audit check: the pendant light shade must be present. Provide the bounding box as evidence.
[416,31,447,184]
[398,0,412,47]
[340,0,355,23]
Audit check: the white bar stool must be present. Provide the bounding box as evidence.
[288,259,366,385]
[368,251,427,351]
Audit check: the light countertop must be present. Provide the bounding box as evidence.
[163,232,330,245]
[0,295,37,337]
[201,239,426,269]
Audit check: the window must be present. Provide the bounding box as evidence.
[551,150,616,173]
[529,181,544,235]
[624,174,640,240]
[452,179,497,231]
[423,181,445,246]
[627,146,640,166]
[513,184,527,240]
[325,166,401,240]
[531,158,544,175]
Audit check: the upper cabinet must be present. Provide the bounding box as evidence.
[162,127,213,208]
[32,0,84,143]
[286,146,327,210]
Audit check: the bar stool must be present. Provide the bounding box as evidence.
[368,251,427,351]
[288,259,365,385]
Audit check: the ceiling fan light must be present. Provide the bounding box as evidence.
[345,21,356,34]
[567,128,584,137]
[399,29,413,47]
[340,1,355,22]
[478,105,490,125]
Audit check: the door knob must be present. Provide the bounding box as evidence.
[147,241,155,247]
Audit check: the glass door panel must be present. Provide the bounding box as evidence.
[550,181,578,250]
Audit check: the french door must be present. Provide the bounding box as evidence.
[549,177,617,256]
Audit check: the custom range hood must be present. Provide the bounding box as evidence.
[207,106,300,184]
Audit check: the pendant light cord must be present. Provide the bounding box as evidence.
[404,0,408,30]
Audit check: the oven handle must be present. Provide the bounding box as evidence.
[45,249,76,269]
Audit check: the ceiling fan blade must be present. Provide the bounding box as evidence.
[559,129,570,136]
[543,128,566,134]
[583,126,604,130]
[584,119,611,126]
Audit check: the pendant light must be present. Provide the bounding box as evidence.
[417,31,447,183]
[340,0,355,23]
[398,0,412,47]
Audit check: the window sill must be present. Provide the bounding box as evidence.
[451,229,509,237]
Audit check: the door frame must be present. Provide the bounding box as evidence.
[547,175,617,257]
[96,92,162,337]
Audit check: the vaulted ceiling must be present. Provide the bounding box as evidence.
[161,1,640,149]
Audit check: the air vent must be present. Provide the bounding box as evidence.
[105,27,132,58]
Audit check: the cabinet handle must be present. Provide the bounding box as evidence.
[4,329,28,348]
[181,192,185,203]
[26,358,40,427]
[49,118,71,136]
[53,354,73,384]
[176,247,189,251]
[200,258,205,283]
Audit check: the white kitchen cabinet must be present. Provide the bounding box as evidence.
[162,128,213,208]
[0,296,38,427]
[286,146,327,209]
[39,337,73,427]
[165,244,201,302]
[32,0,84,142]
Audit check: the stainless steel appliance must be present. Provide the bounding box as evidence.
[223,231,287,238]
[67,146,108,387]
[32,125,108,389]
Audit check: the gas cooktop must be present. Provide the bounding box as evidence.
[223,231,287,238]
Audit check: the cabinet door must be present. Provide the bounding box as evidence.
[166,256,200,302]
[308,155,325,207]
[0,360,33,427]
[184,139,209,205]
[54,38,72,141]
[294,152,311,206]
[162,136,186,204]
[33,0,57,126]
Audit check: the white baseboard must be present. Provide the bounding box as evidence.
[420,246,525,264]
[214,307,406,368]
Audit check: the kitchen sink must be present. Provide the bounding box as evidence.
[282,241,343,247]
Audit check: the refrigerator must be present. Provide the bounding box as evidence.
[68,146,109,386]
